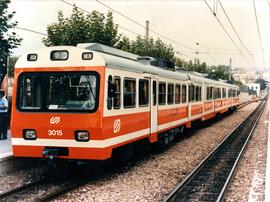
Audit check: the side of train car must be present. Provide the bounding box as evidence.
[11,43,239,160]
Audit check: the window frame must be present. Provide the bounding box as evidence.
[182,84,187,103]
[113,76,121,109]
[195,85,201,102]
[222,88,227,99]
[167,83,174,105]
[139,79,149,107]
[189,84,195,102]
[158,82,166,105]
[16,71,100,113]
[175,84,181,104]
[123,77,136,108]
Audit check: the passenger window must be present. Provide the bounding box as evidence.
[199,86,201,101]
[189,84,195,102]
[175,84,181,104]
[18,74,42,109]
[230,89,232,97]
[124,78,136,108]
[182,84,186,103]
[222,88,226,98]
[167,83,174,105]
[153,81,157,106]
[214,87,221,100]
[207,87,210,100]
[195,86,200,101]
[113,77,121,109]
[139,79,149,106]
[107,75,113,110]
[159,82,166,105]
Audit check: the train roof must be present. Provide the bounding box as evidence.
[15,43,237,88]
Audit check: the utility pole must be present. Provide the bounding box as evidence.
[146,20,149,40]
[229,58,232,81]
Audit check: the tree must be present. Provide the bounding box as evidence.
[255,78,267,90]
[117,36,175,62]
[8,56,18,77]
[0,0,21,84]
[207,65,230,80]
[116,36,131,52]
[43,6,120,47]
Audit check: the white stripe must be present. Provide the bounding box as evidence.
[203,109,214,114]
[189,113,203,121]
[265,101,270,202]
[158,118,188,131]
[215,105,230,111]
[12,128,150,148]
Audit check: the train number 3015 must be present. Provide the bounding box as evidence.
[48,130,63,136]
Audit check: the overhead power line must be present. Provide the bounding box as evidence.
[203,0,250,65]
[252,0,266,68]
[93,0,198,52]
[16,27,47,36]
[93,0,221,64]
[60,0,196,60]
[59,0,142,37]
[218,1,252,56]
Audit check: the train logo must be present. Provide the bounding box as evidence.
[113,119,121,133]
[50,117,61,125]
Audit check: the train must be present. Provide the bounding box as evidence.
[11,43,240,160]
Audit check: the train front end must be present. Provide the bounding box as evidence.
[11,46,109,160]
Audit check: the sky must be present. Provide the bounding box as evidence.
[8,0,270,72]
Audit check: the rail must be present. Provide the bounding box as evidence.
[164,97,266,202]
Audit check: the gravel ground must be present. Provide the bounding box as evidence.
[224,98,269,202]
[54,102,260,202]
[0,165,46,194]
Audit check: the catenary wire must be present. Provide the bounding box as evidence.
[203,0,250,65]
[94,0,220,64]
[16,27,48,36]
[218,1,252,56]
[93,0,198,52]
[252,0,266,68]
[60,0,195,60]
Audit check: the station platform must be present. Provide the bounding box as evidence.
[0,130,12,162]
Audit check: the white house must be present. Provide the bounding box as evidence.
[247,83,260,96]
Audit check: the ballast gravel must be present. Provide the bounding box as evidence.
[224,98,269,202]
[55,102,260,202]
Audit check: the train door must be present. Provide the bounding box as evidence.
[150,79,158,135]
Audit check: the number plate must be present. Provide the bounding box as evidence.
[48,130,63,136]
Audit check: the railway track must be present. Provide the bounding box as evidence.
[0,176,88,201]
[0,178,47,201]
[0,162,103,201]
[164,98,266,202]
[238,98,261,109]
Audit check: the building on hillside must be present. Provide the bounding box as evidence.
[232,68,260,85]
[247,83,260,96]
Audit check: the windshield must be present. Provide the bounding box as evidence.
[17,72,99,112]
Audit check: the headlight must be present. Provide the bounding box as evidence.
[27,54,38,61]
[23,129,37,140]
[75,131,90,142]
[82,52,93,60]
[50,50,69,61]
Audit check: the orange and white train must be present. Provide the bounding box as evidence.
[11,43,239,160]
